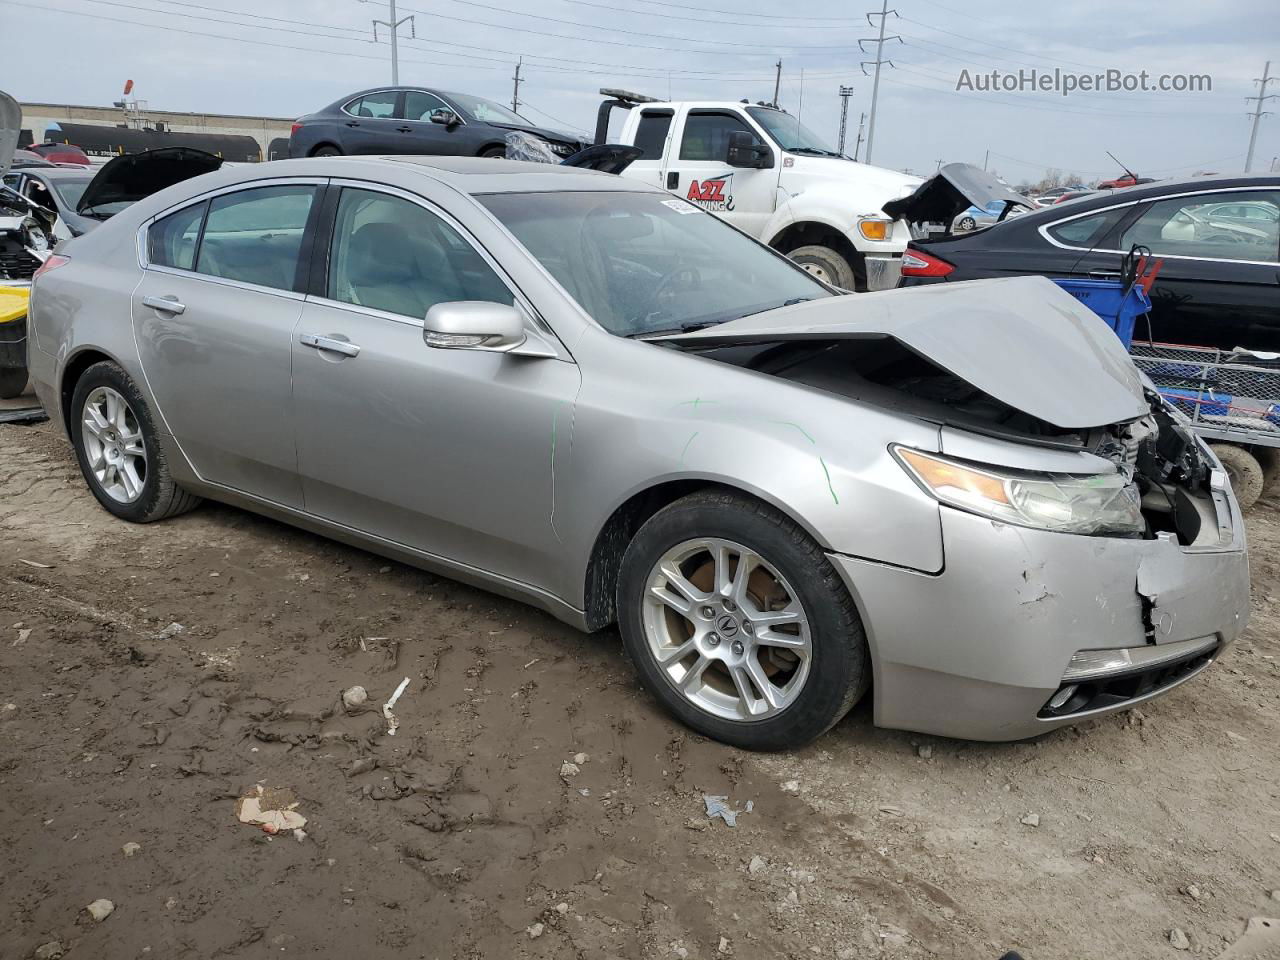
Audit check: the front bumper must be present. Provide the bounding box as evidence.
[829,506,1250,741]
[863,254,902,291]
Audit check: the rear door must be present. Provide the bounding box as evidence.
[340,91,403,154]
[1096,188,1280,348]
[132,180,324,507]
[624,107,674,190]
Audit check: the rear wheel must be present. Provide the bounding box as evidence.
[617,490,870,750]
[787,244,857,290]
[311,145,342,157]
[1211,444,1263,509]
[70,361,202,522]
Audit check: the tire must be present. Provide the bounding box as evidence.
[616,490,870,750]
[1255,446,1280,494]
[786,244,857,291]
[479,146,507,159]
[310,145,342,157]
[0,365,26,399]
[69,361,202,523]
[1210,444,1263,510]
[958,216,976,231]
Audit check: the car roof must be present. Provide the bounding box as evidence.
[24,166,93,180]
[998,173,1279,226]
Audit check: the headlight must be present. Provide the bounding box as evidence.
[894,447,1143,536]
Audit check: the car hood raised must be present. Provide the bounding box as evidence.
[0,90,20,176]
[662,276,1148,430]
[883,162,1034,225]
[77,147,223,216]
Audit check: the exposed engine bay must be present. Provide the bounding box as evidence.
[688,335,1219,547]
[0,185,53,281]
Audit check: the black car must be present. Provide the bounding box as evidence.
[898,174,1280,351]
[288,87,585,160]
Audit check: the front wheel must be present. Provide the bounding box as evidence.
[958,216,976,231]
[479,146,507,159]
[70,361,202,523]
[786,244,857,291]
[617,490,870,750]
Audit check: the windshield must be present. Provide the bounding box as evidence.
[443,92,529,126]
[746,107,841,156]
[48,178,91,209]
[481,191,831,337]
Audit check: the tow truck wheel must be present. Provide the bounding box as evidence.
[1255,447,1280,494]
[0,366,27,399]
[788,245,857,291]
[1210,444,1264,509]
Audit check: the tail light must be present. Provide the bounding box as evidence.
[290,122,303,136]
[32,254,70,281]
[900,248,954,278]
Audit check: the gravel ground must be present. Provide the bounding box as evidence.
[2,416,1279,960]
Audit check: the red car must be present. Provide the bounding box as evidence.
[1096,174,1157,189]
[27,142,90,166]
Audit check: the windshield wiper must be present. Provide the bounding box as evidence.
[787,147,841,158]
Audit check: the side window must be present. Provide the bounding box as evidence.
[679,112,759,162]
[327,188,513,320]
[195,185,316,291]
[346,92,398,119]
[403,91,450,122]
[1047,210,1116,247]
[1118,191,1280,262]
[1,173,18,189]
[147,201,207,271]
[633,111,673,160]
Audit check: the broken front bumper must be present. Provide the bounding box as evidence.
[829,504,1249,741]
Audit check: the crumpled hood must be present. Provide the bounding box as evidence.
[663,276,1148,430]
[883,162,1033,225]
[0,90,20,177]
[77,147,223,216]
[486,121,583,148]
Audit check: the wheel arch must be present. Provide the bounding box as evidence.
[309,141,342,156]
[59,347,119,438]
[767,221,866,288]
[477,141,508,157]
[581,476,832,631]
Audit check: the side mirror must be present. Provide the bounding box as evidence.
[726,131,773,169]
[423,301,526,352]
[429,109,461,128]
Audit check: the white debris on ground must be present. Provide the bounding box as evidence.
[85,899,114,922]
[383,677,410,736]
[236,784,307,834]
[704,795,754,827]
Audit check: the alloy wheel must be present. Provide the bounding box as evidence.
[81,386,147,504]
[641,537,813,722]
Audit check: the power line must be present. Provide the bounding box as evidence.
[897,15,1110,72]
[560,0,865,23]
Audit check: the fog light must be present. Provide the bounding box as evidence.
[1047,685,1078,710]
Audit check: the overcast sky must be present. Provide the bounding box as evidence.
[6,0,1278,182]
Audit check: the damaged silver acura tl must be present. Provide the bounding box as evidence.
[26,156,1249,749]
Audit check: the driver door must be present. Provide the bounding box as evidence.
[664,108,777,237]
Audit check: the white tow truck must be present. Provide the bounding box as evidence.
[596,89,922,291]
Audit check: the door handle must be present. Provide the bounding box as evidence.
[396,125,413,133]
[142,295,185,314]
[666,171,679,189]
[299,333,360,358]
[345,120,359,127]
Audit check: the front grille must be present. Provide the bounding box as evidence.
[0,243,40,281]
[1038,644,1217,719]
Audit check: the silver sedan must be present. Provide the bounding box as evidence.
[27,157,1249,749]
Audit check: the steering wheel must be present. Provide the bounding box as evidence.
[648,265,703,315]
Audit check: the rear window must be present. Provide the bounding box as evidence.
[148,201,207,271]
[1047,211,1114,247]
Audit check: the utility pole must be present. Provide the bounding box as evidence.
[370,0,415,85]
[858,0,901,166]
[837,85,854,154]
[511,57,523,114]
[853,112,866,161]
[935,157,944,172]
[772,60,782,108]
[1245,60,1276,173]
[983,148,989,171]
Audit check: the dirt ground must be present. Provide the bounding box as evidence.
[2,413,1279,960]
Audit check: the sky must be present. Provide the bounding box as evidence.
[4,0,1278,183]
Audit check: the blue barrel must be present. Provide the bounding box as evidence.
[1052,278,1151,348]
